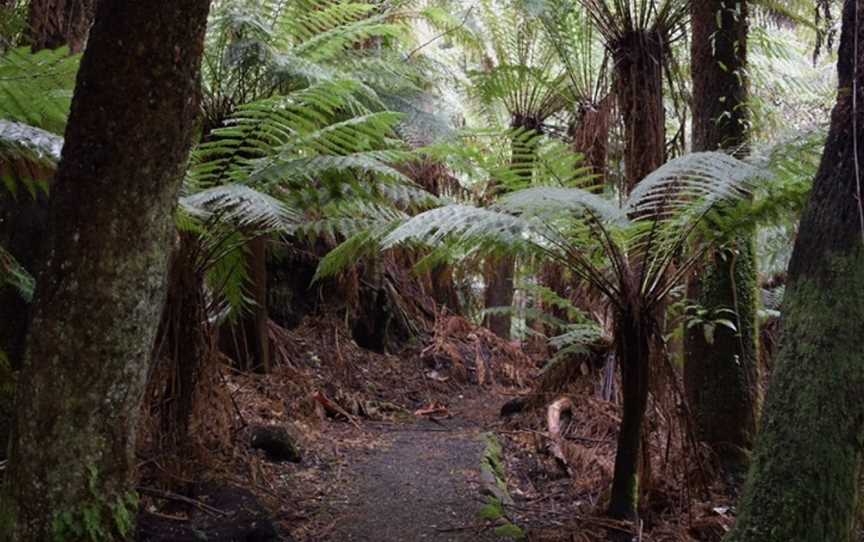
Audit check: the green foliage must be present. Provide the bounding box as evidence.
[0,47,80,134]
[385,151,764,308]
[186,0,441,318]
[0,119,62,197]
[50,466,139,542]
[0,242,34,303]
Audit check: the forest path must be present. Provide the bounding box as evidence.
[324,393,504,541]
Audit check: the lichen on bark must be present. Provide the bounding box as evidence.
[0,1,212,540]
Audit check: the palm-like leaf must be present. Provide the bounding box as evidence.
[385,151,766,308]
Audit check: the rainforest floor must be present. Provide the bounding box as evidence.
[138,315,740,541]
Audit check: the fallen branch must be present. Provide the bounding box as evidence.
[546,397,574,475]
[312,390,362,430]
[136,486,227,518]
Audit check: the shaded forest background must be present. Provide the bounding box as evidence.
[0,0,861,541]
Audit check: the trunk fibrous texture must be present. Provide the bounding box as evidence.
[569,95,613,187]
[153,234,210,453]
[608,298,653,521]
[1,0,211,539]
[726,0,864,540]
[26,0,97,53]
[685,0,759,476]
[612,30,666,193]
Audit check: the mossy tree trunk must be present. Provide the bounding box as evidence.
[685,0,759,476]
[613,31,665,192]
[726,1,864,539]
[0,1,210,540]
[27,0,97,53]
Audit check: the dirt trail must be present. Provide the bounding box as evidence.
[325,399,503,541]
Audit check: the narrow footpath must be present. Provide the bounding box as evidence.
[324,400,505,541]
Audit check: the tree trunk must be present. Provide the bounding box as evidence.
[483,254,515,340]
[220,236,271,372]
[613,31,665,192]
[569,95,613,187]
[0,1,210,539]
[608,304,651,521]
[154,234,210,451]
[27,0,97,53]
[245,236,270,372]
[685,0,758,477]
[726,1,864,540]
[483,117,541,340]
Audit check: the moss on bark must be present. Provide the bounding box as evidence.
[685,0,759,474]
[0,1,212,540]
[685,239,759,473]
[726,257,864,541]
[726,1,864,538]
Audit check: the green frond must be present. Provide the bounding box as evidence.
[0,47,80,134]
[383,203,533,253]
[0,242,34,302]
[0,120,62,197]
[500,185,626,225]
[625,152,763,221]
[180,184,300,232]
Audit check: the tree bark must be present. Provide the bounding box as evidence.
[608,303,651,522]
[27,0,97,53]
[483,254,515,340]
[685,0,759,477]
[483,117,541,340]
[725,1,864,540]
[613,31,665,192]
[219,236,271,372]
[0,1,210,539]
[154,234,210,451]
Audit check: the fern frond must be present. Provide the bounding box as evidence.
[180,184,300,232]
[0,47,79,134]
[0,120,62,197]
[0,242,34,302]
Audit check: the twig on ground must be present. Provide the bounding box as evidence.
[137,486,227,517]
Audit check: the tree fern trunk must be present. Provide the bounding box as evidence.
[27,0,97,53]
[608,304,651,521]
[569,95,613,187]
[154,234,209,456]
[220,236,271,372]
[483,117,541,340]
[483,254,514,340]
[0,1,210,539]
[726,1,864,539]
[613,31,665,192]
[685,0,758,478]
